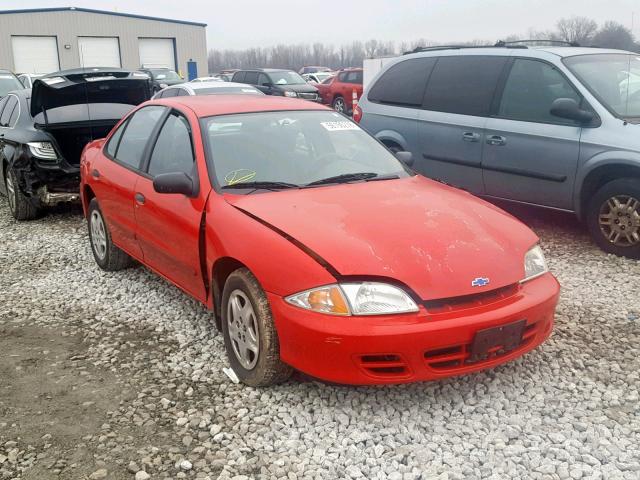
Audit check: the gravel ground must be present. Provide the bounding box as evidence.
[0,195,639,480]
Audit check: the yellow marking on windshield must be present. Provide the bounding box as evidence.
[225,169,257,185]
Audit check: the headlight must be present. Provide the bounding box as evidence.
[27,142,58,161]
[283,91,298,97]
[286,282,419,316]
[522,245,548,282]
[159,83,168,88]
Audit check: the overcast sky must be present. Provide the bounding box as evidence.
[4,0,639,49]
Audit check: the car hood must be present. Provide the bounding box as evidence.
[277,83,319,94]
[224,176,539,300]
[31,68,151,118]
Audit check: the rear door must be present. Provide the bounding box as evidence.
[482,58,582,209]
[417,55,507,194]
[134,108,209,302]
[94,105,167,258]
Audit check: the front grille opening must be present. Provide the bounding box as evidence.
[424,284,519,314]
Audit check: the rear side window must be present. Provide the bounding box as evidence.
[148,112,194,177]
[368,58,436,107]
[0,96,18,127]
[105,120,127,158]
[497,58,581,125]
[244,72,259,84]
[113,106,166,168]
[422,56,507,116]
[232,71,246,83]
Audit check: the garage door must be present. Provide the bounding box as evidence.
[138,38,175,70]
[11,36,60,74]
[78,37,121,68]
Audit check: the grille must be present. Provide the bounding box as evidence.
[298,92,318,100]
[424,284,520,314]
[355,354,411,379]
[423,320,540,371]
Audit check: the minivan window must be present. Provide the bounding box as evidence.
[244,72,259,84]
[114,106,166,168]
[422,56,506,116]
[498,58,581,125]
[564,53,640,120]
[368,57,436,107]
[232,71,246,83]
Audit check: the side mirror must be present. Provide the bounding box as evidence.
[395,151,414,167]
[153,172,195,196]
[550,98,594,124]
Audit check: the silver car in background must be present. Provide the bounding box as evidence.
[357,45,640,259]
[152,81,264,99]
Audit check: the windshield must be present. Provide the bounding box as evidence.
[0,74,24,96]
[204,110,410,191]
[564,54,640,119]
[268,71,306,85]
[195,86,262,95]
[150,69,181,81]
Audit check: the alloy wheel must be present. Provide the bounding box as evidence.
[227,290,260,370]
[598,194,640,247]
[90,210,108,260]
[333,98,345,113]
[5,171,16,214]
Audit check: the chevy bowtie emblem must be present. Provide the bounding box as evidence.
[471,277,490,287]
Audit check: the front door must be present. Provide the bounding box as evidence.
[134,109,209,302]
[482,58,582,210]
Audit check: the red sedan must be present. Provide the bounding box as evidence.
[316,68,363,114]
[80,95,560,386]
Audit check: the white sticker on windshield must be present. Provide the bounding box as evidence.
[321,121,359,131]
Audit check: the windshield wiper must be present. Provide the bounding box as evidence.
[221,181,300,192]
[305,172,400,187]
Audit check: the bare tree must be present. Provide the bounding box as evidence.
[593,21,636,50]
[556,16,598,45]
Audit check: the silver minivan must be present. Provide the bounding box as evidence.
[357,45,640,259]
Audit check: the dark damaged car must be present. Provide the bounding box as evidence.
[0,68,151,220]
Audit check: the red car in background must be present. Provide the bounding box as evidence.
[80,95,559,387]
[316,68,363,114]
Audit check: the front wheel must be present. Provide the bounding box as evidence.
[586,178,640,259]
[221,268,292,386]
[5,166,38,221]
[88,198,134,270]
[332,96,346,113]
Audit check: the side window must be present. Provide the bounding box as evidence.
[257,73,270,86]
[497,58,581,125]
[148,112,194,177]
[338,72,348,82]
[114,106,166,168]
[0,96,18,127]
[353,71,363,84]
[368,58,437,107]
[105,119,128,158]
[232,71,246,83]
[8,98,20,127]
[18,75,28,88]
[162,89,179,98]
[178,88,190,96]
[244,72,259,84]
[422,56,507,116]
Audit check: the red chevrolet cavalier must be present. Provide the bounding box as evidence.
[80,95,560,386]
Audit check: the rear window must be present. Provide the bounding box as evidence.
[422,56,507,116]
[368,58,436,107]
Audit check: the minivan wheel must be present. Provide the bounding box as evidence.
[88,198,134,270]
[5,166,38,221]
[332,96,346,113]
[586,178,640,259]
[221,268,292,387]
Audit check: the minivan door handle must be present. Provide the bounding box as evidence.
[462,132,480,142]
[486,135,507,146]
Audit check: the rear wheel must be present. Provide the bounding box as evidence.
[586,178,640,259]
[221,268,292,387]
[5,166,38,221]
[88,198,134,270]
[332,96,346,113]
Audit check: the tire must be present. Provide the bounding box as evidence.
[586,178,640,259]
[332,96,346,113]
[4,166,38,221]
[88,198,134,271]
[221,268,292,387]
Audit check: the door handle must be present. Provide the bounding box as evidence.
[134,193,145,205]
[462,132,480,142]
[486,135,507,146]
[91,169,100,179]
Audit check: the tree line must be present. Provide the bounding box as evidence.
[207,16,639,73]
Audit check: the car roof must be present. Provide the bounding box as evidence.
[164,81,259,92]
[149,94,330,117]
[237,68,293,73]
[44,67,138,77]
[403,46,635,60]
